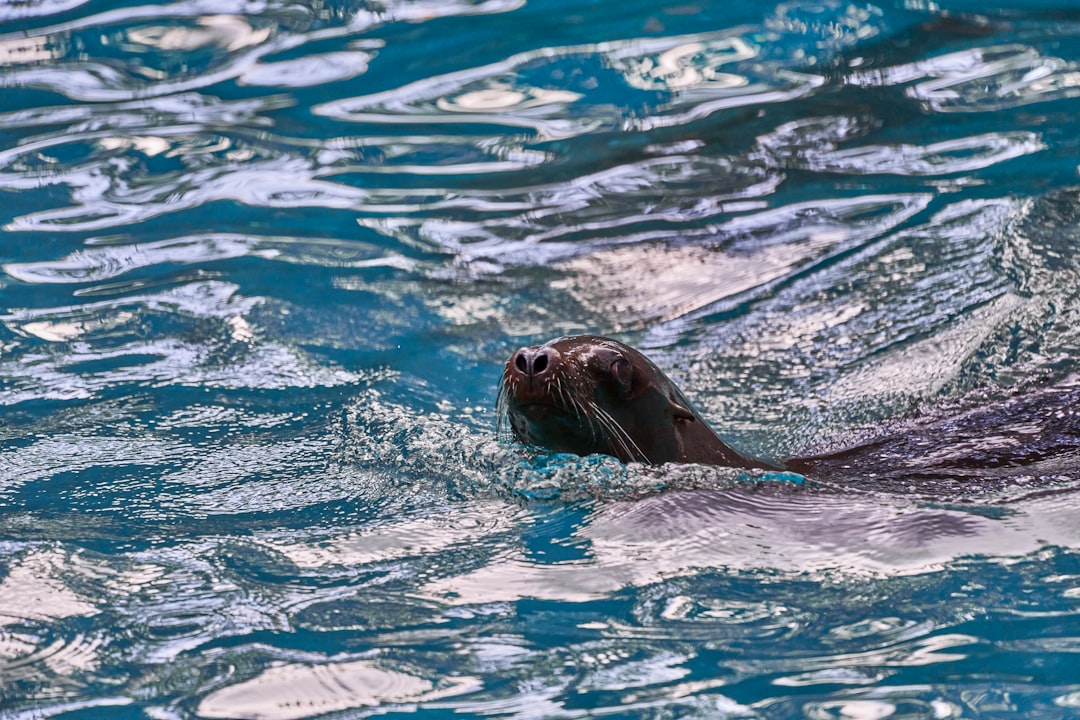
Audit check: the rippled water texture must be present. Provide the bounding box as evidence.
[4,0,1080,717]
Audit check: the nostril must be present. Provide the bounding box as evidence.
[510,346,557,378]
[533,351,549,374]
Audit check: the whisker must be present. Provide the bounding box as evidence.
[588,401,648,463]
[555,377,570,413]
[581,400,622,456]
[557,377,598,445]
[566,381,587,419]
[588,411,622,458]
[495,370,512,440]
[590,406,634,462]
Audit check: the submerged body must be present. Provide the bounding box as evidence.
[499,335,780,470]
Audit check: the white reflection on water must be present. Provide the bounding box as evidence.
[849,44,1080,112]
[125,14,272,52]
[776,130,1045,176]
[315,28,829,138]
[0,280,367,402]
[239,49,374,87]
[5,152,377,232]
[348,0,526,29]
[0,0,90,22]
[553,193,932,326]
[0,34,62,65]
[0,336,365,402]
[0,549,98,629]
[359,155,785,268]
[417,486,1080,605]
[0,93,282,135]
[829,293,1028,402]
[0,33,302,103]
[198,660,480,720]
[0,0,519,106]
[262,501,524,567]
[0,435,188,490]
[3,278,256,322]
[0,122,552,231]
[611,37,756,91]
[3,233,413,284]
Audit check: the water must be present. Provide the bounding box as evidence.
[3,0,1080,717]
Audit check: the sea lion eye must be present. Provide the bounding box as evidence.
[610,357,632,388]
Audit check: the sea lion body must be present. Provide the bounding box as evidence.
[499,335,779,470]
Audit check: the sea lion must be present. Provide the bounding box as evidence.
[498,335,1080,486]
[498,335,781,470]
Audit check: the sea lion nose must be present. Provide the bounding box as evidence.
[511,346,557,378]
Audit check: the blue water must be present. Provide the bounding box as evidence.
[3,0,1080,717]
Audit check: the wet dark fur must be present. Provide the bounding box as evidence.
[498,335,779,469]
[499,335,1080,485]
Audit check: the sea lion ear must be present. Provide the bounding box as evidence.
[669,398,696,422]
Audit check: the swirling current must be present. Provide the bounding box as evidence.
[3,0,1080,718]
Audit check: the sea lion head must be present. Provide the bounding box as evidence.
[497,335,704,465]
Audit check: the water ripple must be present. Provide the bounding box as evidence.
[259,501,522,568]
[0,336,364,401]
[418,481,1080,603]
[0,124,557,231]
[198,659,480,719]
[0,279,366,402]
[0,92,284,139]
[553,193,932,327]
[785,130,1043,176]
[0,548,97,627]
[4,233,414,284]
[239,48,374,87]
[316,29,828,138]
[667,197,1021,455]
[0,0,91,22]
[0,9,304,102]
[4,152,375,232]
[0,436,188,491]
[362,155,784,266]
[850,43,1080,113]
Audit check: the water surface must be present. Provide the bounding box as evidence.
[3,0,1080,717]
